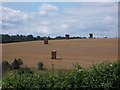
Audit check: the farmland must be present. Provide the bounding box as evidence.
[2,38,118,69]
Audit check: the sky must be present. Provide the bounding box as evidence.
[0,2,119,38]
[1,0,120,2]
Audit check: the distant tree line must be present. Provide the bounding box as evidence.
[0,34,87,43]
[1,34,45,43]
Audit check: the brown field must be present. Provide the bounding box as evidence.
[1,38,118,69]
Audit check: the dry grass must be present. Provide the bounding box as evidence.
[1,38,118,69]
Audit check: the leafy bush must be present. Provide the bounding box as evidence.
[2,61,10,73]
[37,62,44,70]
[2,60,120,89]
[111,60,120,88]
[17,67,34,75]
[11,59,23,70]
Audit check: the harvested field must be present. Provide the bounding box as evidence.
[1,38,118,69]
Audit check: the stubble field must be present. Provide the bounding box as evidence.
[1,38,118,69]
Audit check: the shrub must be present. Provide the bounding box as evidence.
[11,58,23,70]
[2,60,120,89]
[17,67,33,75]
[2,61,10,73]
[37,62,44,70]
[111,60,120,88]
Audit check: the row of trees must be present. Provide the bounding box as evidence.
[1,34,87,43]
[1,34,45,43]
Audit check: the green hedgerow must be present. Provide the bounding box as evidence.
[2,60,120,89]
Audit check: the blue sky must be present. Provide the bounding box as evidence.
[2,2,82,12]
[1,2,118,38]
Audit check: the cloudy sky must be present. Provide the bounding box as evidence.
[1,2,118,38]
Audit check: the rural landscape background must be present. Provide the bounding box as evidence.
[1,2,118,69]
[2,38,118,69]
[1,1,120,89]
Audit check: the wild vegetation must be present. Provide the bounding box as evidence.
[1,38,118,89]
[2,59,120,89]
[37,62,44,70]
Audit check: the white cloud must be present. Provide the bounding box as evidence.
[62,24,69,29]
[2,7,31,22]
[1,2,118,38]
[1,6,33,33]
[104,16,113,24]
[40,3,58,11]
[40,21,50,25]
[31,25,51,35]
[39,3,58,16]
[65,3,117,17]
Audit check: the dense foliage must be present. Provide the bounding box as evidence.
[1,34,44,43]
[17,67,34,75]
[2,61,10,74]
[11,59,23,70]
[2,59,23,76]
[2,60,120,89]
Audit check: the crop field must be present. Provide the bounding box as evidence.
[1,38,118,69]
